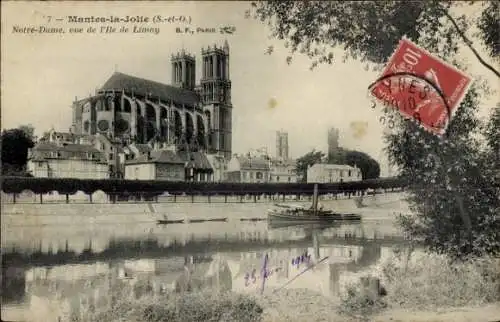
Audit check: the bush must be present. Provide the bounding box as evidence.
[338,276,387,319]
[380,249,500,309]
[337,248,499,319]
[142,292,263,322]
[72,284,263,322]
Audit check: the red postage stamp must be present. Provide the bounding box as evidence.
[369,38,473,136]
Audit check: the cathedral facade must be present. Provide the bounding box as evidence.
[71,41,233,159]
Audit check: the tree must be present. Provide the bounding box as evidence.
[295,149,325,182]
[384,83,500,259]
[328,148,380,179]
[345,150,380,180]
[476,1,499,59]
[18,124,35,140]
[246,1,499,77]
[249,1,500,259]
[1,126,35,175]
[483,104,500,183]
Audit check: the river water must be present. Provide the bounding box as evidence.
[1,193,411,321]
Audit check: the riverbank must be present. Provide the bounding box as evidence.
[3,252,498,322]
[334,251,500,322]
[257,289,500,322]
[257,253,500,321]
[3,299,499,322]
[372,303,500,322]
[1,191,408,223]
[58,253,498,322]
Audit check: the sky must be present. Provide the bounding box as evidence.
[2,1,498,177]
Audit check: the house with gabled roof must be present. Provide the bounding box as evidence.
[225,154,271,183]
[124,148,186,181]
[269,158,298,183]
[123,141,214,182]
[40,128,123,178]
[27,141,109,179]
[307,163,362,183]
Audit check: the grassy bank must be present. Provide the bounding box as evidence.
[69,249,499,322]
[338,248,500,320]
[73,290,263,322]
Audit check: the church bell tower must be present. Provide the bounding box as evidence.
[171,49,196,90]
[200,40,232,158]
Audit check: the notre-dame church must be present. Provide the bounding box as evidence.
[71,41,233,159]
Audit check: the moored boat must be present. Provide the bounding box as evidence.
[267,184,361,222]
[188,217,228,223]
[267,220,342,230]
[156,219,184,224]
[268,207,361,222]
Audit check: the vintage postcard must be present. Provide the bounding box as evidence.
[1,1,499,322]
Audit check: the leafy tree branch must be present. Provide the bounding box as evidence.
[441,8,500,78]
[247,1,499,77]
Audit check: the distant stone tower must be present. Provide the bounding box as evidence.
[276,130,289,161]
[200,40,232,158]
[328,127,340,159]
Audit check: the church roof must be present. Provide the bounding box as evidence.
[177,151,213,172]
[29,142,106,162]
[41,130,91,143]
[236,156,270,171]
[125,150,185,165]
[134,144,153,154]
[100,72,200,106]
[31,142,101,154]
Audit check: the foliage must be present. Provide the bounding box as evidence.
[379,249,500,309]
[329,148,381,180]
[248,1,500,259]
[247,1,498,76]
[295,149,325,182]
[476,1,500,58]
[483,104,500,177]
[0,175,407,196]
[75,289,263,322]
[345,151,380,180]
[386,83,500,260]
[17,124,35,140]
[1,165,33,177]
[1,126,35,175]
[338,276,387,319]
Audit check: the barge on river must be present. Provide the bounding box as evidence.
[267,184,361,223]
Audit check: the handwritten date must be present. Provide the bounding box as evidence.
[244,267,281,286]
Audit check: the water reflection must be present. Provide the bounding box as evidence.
[2,220,407,321]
